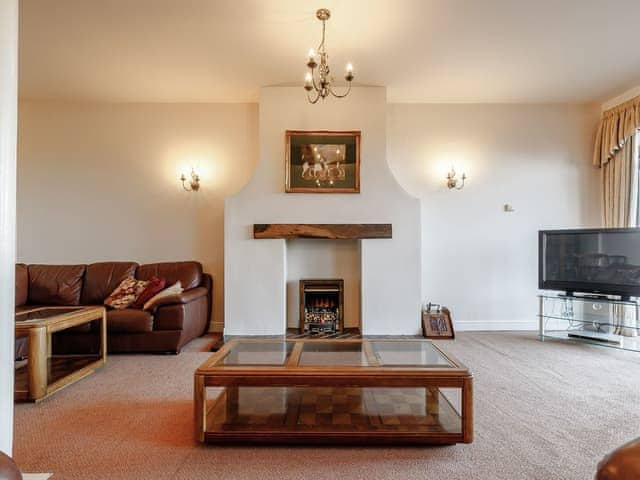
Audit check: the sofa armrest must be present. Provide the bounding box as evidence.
[147,287,208,311]
[200,273,213,324]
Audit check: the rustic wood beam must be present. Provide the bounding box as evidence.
[253,224,392,240]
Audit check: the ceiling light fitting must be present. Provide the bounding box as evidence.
[304,8,354,104]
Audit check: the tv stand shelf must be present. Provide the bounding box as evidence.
[538,294,640,352]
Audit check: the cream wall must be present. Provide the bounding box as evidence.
[17,101,258,331]
[17,100,601,334]
[387,103,601,330]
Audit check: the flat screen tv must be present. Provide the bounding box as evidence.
[539,228,640,299]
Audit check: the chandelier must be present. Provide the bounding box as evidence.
[304,8,354,104]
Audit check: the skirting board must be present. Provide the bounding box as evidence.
[209,321,224,333]
[224,328,288,336]
[455,320,537,331]
[224,321,537,335]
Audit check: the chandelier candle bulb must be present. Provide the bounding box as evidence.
[345,63,354,82]
[307,49,317,69]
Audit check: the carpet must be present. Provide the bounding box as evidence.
[13,333,640,480]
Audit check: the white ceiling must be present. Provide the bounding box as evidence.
[19,0,640,104]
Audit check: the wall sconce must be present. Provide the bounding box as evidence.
[180,168,201,192]
[446,167,467,190]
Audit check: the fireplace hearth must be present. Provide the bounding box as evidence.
[300,279,344,333]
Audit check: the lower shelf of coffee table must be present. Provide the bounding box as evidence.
[15,355,103,402]
[203,385,463,444]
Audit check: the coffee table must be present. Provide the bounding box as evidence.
[15,306,107,402]
[194,338,473,444]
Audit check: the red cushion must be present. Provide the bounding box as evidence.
[132,277,166,309]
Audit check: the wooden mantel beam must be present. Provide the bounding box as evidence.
[253,224,392,240]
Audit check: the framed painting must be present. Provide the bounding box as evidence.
[285,130,361,193]
[422,307,455,339]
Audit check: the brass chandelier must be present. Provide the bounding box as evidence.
[304,8,354,104]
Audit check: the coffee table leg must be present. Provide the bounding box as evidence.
[462,376,473,443]
[100,309,107,364]
[194,374,206,442]
[28,326,48,401]
[426,386,440,415]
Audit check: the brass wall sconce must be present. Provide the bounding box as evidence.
[180,168,200,192]
[446,168,467,190]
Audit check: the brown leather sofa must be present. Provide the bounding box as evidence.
[14,261,212,355]
[597,437,640,480]
[0,451,21,480]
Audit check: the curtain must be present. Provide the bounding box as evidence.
[593,95,640,169]
[593,97,640,337]
[602,138,638,228]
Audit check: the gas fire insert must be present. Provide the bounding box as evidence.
[300,279,344,334]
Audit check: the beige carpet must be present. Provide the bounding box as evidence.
[13,333,640,480]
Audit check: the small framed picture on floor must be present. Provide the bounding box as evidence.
[422,307,455,339]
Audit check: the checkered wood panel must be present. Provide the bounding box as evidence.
[208,386,460,433]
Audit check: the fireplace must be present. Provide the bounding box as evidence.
[299,279,344,333]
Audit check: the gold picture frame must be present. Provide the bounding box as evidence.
[285,130,361,193]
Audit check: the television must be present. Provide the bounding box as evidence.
[539,228,640,299]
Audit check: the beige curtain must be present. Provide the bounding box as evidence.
[594,95,640,227]
[602,139,638,228]
[593,95,640,169]
[593,97,640,337]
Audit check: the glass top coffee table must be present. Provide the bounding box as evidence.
[15,306,107,402]
[194,338,473,444]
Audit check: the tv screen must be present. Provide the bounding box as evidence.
[539,228,640,298]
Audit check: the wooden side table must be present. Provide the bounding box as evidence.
[15,306,107,402]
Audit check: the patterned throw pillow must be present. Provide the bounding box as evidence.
[104,278,149,310]
[132,276,166,309]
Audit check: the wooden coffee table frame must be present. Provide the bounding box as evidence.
[15,306,107,402]
[194,338,473,445]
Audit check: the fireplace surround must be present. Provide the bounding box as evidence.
[224,86,422,337]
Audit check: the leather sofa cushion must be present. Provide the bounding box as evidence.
[107,309,154,333]
[136,261,202,290]
[81,262,138,305]
[15,264,28,307]
[28,264,86,306]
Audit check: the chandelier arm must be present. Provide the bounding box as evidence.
[310,67,320,92]
[307,90,321,104]
[328,82,352,99]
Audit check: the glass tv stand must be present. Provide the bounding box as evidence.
[538,294,640,352]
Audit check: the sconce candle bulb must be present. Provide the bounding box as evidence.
[180,167,201,192]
